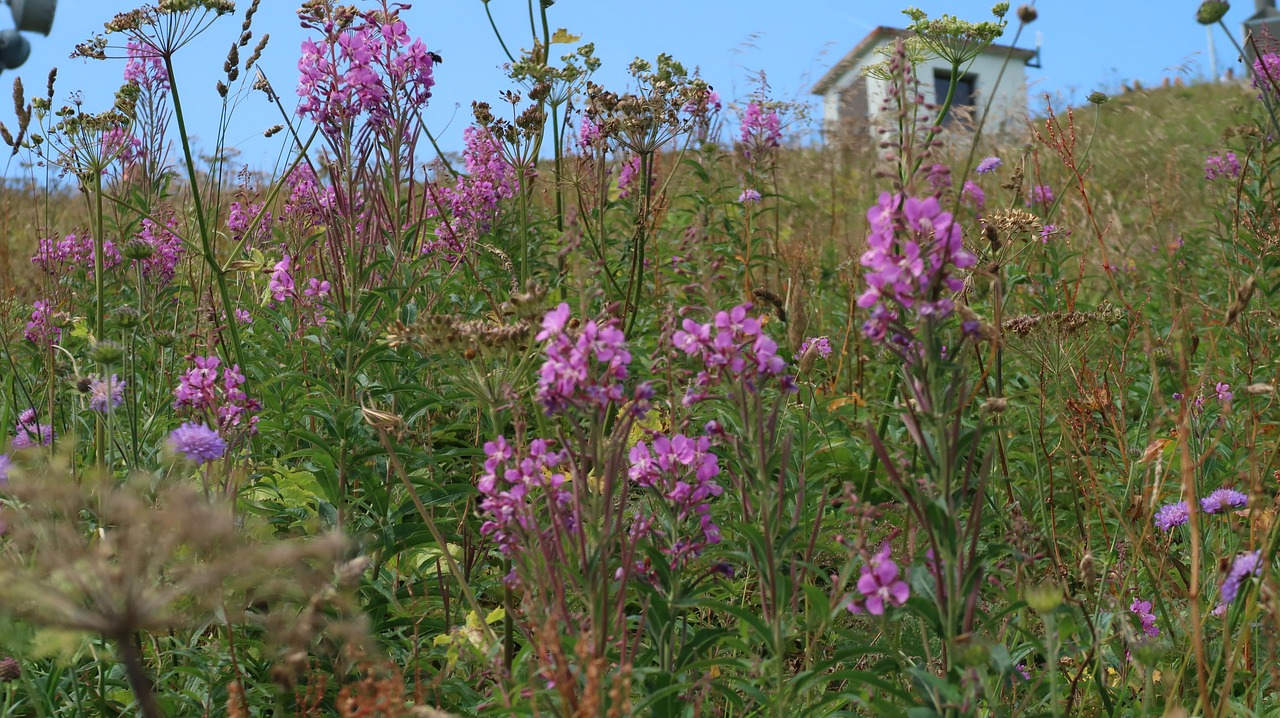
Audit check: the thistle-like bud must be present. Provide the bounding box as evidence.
[0,656,18,682]
[1016,4,1037,23]
[1196,1,1229,25]
[1087,91,1109,105]
[153,330,176,348]
[1025,583,1063,614]
[90,340,125,365]
[122,238,155,260]
[76,377,93,393]
[112,306,141,329]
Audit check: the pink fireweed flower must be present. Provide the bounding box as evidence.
[133,218,184,286]
[123,39,168,92]
[476,436,573,558]
[1129,598,1159,637]
[848,543,910,615]
[617,155,643,199]
[1204,152,1242,181]
[797,336,833,360]
[856,193,975,343]
[740,101,782,155]
[927,163,952,193]
[32,233,122,277]
[671,303,792,396]
[1200,488,1248,515]
[536,303,633,415]
[1026,184,1054,207]
[227,201,274,245]
[628,432,724,567]
[961,180,985,211]
[269,255,296,303]
[167,422,226,465]
[24,300,62,346]
[1154,501,1189,531]
[1253,52,1280,98]
[425,126,515,256]
[89,375,126,413]
[173,355,260,436]
[1215,382,1233,402]
[11,409,53,450]
[577,116,601,151]
[296,8,435,140]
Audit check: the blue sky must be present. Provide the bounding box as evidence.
[0,1,1257,178]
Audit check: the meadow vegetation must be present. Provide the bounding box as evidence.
[0,1,1276,716]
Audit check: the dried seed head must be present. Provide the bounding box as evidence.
[1016,4,1037,23]
[264,123,284,138]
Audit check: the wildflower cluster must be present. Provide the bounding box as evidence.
[857,193,975,343]
[1204,152,1241,181]
[10,410,54,450]
[24,301,62,346]
[1129,599,1159,637]
[628,432,724,567]
[672,303,790,396]
[477,436,572,558]
[426,126,515,255]
[536,303,634,415]
[740,101,781,157]
[173,355,260,436]
[296,4,436,140]
[32,233,122,276]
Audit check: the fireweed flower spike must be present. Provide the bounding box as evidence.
[1200,488,1248,514]
[1154,501,1189,531]
[1205,152,1242,181]
[848,543,910,615]
[167,421,226,465]
[1129,599,1159,637]
[536,303,633,415]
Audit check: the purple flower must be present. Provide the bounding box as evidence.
[848,543,910,615]
[0,454,10,483]
[578,116,601,151]
[797,336,833,359]
[740,101,782,154]
[1016,664,1031,680]
[124,40,168,91]
[89,375,126,413]
[24,300,62,346]
[961,181,986,211]
[424,126,516,257]
[168,422,226,465]
[536,304,632,415]
[739,188,762,204]
[133,219,184,286]
[1220,549,1263,604]
[476,436,572,557]
[628,432,724,567]
[1026,184,1054,207]
[671,304,791,392]
[1253,53,1280,98]
[928,163,952,193]
[11,409,53,450]
[269,255,296,303]
[617,155,644,199]
[1200,488,1248,515]
[1154,501,1189,531]
[1216,382,1233,402]
[1129,598,1159,637]
[1204,152,1242,181]
[976,156,1002,174]
[857,193,975,343]
[173,355,260,436]
[227,201,273,245]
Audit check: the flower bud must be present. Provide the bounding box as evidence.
[153,330,176,348]
[1016,4,1037,23]
[90,340,125,365]
[1196,1,1229,25]
[122,238,155,260]
[1087,91,1109,105]
[112,306,141,329]
[1025,583,1064,614]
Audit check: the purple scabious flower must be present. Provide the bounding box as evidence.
[739,188,762,204]
[856,193,976,343]
[961,180,986,211]
[797,336,833,359]
[11,409,54,450]
[1026,184,1054,207]
[976,156,1002,174]
[1200,488,1248,515]
[536,303,632,415]
[628,432,724,567]
[848,543,910,615]
[1204,152,1242,181]
[1220,549,1264,604]
[168,422,226,465]
[0,453,10,482]
[89,375,126,413]
[1154,501,1189,531]
[1129,598,1159,637]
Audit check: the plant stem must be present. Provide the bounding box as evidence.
[116,634,164,718]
